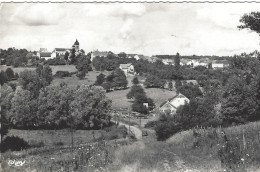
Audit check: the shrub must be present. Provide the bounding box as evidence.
[53,141,64,146]
[1,136,30,152]
[54,71,70,78]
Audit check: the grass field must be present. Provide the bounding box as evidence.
[0,65,78,75]
[107,87,176,110]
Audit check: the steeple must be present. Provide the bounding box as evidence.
[74,39,79,46]
[73,39,80,51]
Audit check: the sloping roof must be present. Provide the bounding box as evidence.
[160,93,188,108]
[74,39,79,45]
[55,48,71,51]
[160,101,177,109]
[119,63,132,69]
[213,60,229,64]
[40,52,52,57]
[92,50,109,57]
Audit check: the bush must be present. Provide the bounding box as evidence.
[53,141,64,146]
[154,121,181,141]
[1,136,30,152]
[99,125,128,141]
[44,57,66,65]
[54,71,70,78]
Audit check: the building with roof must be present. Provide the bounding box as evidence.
[159,93,190,114]
[212,60,229,69]
[119,63,135,76]
[37,39,80,60]
[90,50,110,61]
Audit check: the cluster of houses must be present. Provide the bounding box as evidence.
[37,39,82,60]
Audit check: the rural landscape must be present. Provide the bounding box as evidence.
[1,3,260,172]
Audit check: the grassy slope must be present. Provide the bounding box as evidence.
[165,121,260,171]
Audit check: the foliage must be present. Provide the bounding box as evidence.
[1,136,30,152]
[5,68,15,80]
[0,48,28,67]
[69,85,112,129]
[177,83,203,99]
[0,71,8,85]
[102,68,128,91]
[221,53,260,125]
[54,71,70,78]
[43,57,66,65]
[174,52,181,70]
[127,84,154,114]
[132,77,139,85]
[127,85,145,99]
[168,80,173,91]
[144,75,165,88]
[95,73,106,86]
[76,54,92,79]
[238,12,260,35]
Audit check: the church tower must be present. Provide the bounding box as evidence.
[72,39,80,51]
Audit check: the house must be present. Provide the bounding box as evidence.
[90,50,109,61]
[198,58,210,67]
[159,93,190,114]
[212,60,229,69]
[150,56,159,63]
[38,52,53,60]
[119,63,135,76]
[162,58,174,65]
[51,48,71,58]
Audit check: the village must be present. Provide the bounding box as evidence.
[1,3,260,172]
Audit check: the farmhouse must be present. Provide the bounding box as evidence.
[119,63,135,76]
[159,93,190,114]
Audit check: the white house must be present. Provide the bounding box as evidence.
[212,60,229,69]
[119,63,135,76]
[159,93,190,114]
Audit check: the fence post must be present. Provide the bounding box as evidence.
[243,129,246,150]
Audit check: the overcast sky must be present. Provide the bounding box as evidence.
[0,3,259,56]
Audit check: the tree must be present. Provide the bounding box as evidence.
[76,55,91,79]
[37,64,53,86]
[102,68,128,90]
[5,68,14,80]
[168,80,173,91]
[69,48,76,64]
[9,88,38,129]
[69,85,112,129]
[177,83,203,99]
[127,85,145,99]
[0,71,8,85]
[118,52,127,58]
[238,12,260,35]
[95,73,106,86]
[132,77,139,85]
[174,53,181,70]
[64,51,69,61]
[19,70,43,97]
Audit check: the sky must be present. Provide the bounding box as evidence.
[0,3,260,56]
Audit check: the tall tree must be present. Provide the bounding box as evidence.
[174,53,181,70]
[76,55,91,79]
[238,12,260,36]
